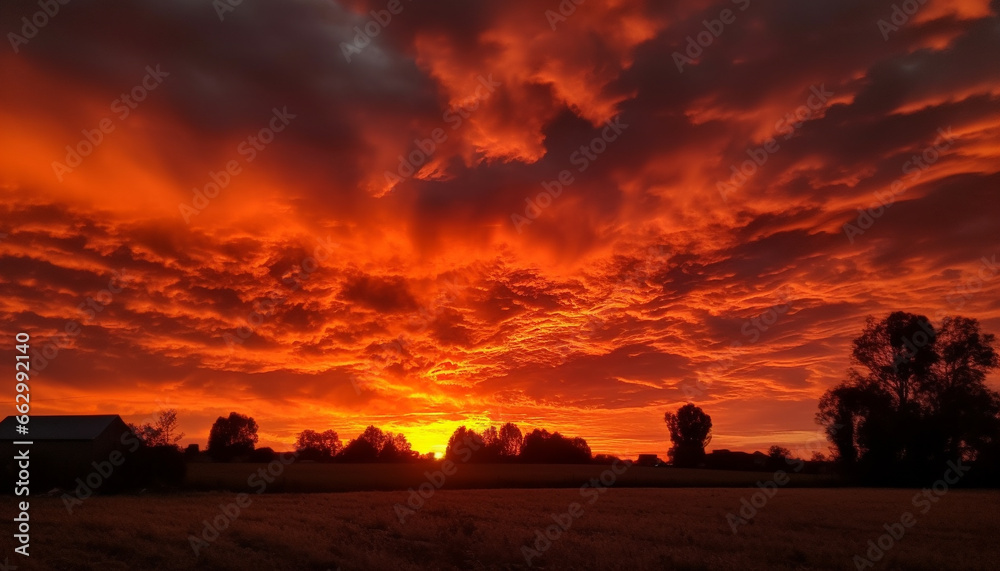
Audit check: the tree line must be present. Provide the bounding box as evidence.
[130,412,599,464]
[817,312,999,485]
[661,312,1000,485]
[131,312,1000,485]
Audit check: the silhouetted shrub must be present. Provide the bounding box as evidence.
[121,445,186,489]
[520,429,592,463]
[249,447,276,463]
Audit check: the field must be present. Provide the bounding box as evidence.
[2,487,998,570]
[182,462,839,492]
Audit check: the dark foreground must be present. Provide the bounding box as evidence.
[1,488,998,570]
[183,462,838,492]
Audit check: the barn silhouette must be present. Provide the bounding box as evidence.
[0,415,139,494]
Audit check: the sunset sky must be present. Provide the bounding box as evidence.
[1,0,999,458]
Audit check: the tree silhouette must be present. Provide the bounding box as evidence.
[339,425,415,462]
[129,409,185,449]
[768,446,790,461]
[359,425,390,451]
[817,313,1000,483]
[207,412,259,461]
[520,429,592,463]
[445,426,485,461]
[380,432,416,462]
[295,429,342,461]
[444,423,525,462]
[497,422,523,458]
[249,447,276,462]
[339,436,380,462]
[664,403,712,467]
[767,445,792,470]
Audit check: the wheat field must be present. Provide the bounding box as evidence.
[1,488,998,570]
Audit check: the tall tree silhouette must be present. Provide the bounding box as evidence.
[445,426,486,461]
[444,423,525,462]
[817,313,1000,483]
[498,422,523,458]
[664,403,712,467]
[380,432,416,462]
[208,412,259,461]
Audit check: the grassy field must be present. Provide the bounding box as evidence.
[1,488,998,570]
[183,462,840,492]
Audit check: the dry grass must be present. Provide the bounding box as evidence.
[183,462,838,492]
[1,488,998,570]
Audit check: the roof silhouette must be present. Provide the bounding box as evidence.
[0,415,126,440]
